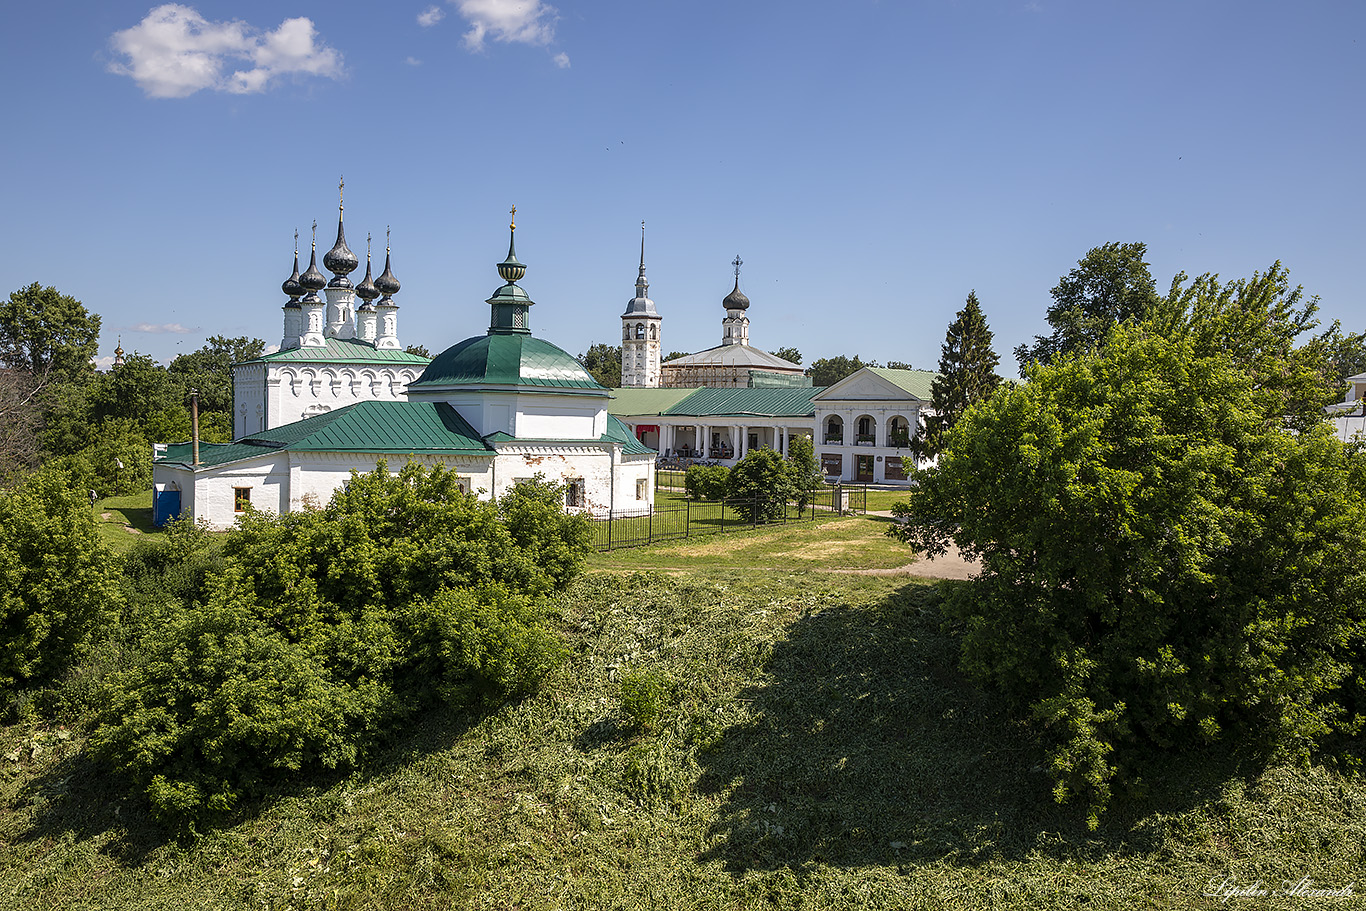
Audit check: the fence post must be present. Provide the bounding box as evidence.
[648,504,654,546]
[686,498,691,539]
[607,508,613,552]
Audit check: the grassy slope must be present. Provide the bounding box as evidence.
[1,520,1362,909]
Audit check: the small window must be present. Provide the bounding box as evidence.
[233,487,251,513]
[636,323,645,339]
[636,478,647,500]
[566,478,585,508]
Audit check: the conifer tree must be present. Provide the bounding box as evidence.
[915,291,1000,461]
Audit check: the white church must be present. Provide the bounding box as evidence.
[152,201,655,529]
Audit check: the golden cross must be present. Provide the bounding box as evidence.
[510,205,517,231]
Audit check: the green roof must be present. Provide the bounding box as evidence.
[663,387,822,418]
[607,387,701,416]
[410,334,606,392]
[156,401,491,469]
[241,337,431,366]
[482,415,652,455]
[865,367,938,399]
[603,414,655,454]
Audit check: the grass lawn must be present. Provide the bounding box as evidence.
[1,521,1358,909]
[93,490,157,553]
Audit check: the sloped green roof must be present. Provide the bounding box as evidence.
[481,415,653,455]
[409,334,606,392]
[663,387,822,418]
[241,338,431,366]
[156,401,492,469]
[865,367,937,399]
[607,387,700,416]
[604,414,655,454]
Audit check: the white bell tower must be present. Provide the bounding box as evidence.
[620,222,661,387]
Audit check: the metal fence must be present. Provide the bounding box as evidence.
[590,485,865,552]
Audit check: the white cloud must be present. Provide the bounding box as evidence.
[417,5,445,27]
[455,0,558,50]
[109,4,342,99]
[552,51,570,68]
[405,56,423,66]
[263,344,281,355]
[125,323,195,334]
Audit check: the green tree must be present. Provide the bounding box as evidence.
[773,347,803,365]
[0,469,123,692]
[786,434,822,509]
[0,283,101,385]
[914,291,1001,461]
[168,335,265,415]
[725,447,795,524]
[892,325,1366,827]
[1014,242,1160,370]
[578,343,622,387]
[404,344,432,359]
[90,352,185,425]
[1153,261,1338,430]
[684,463,729,500]
[808,355,874,387]
[884,360,914,370]
[0,367,43,480]
[663,351,689,362]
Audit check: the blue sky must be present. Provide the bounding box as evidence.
[1,1,1362,376]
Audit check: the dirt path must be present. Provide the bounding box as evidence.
[824,512,981,581]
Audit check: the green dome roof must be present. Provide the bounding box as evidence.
[410,333,606,391]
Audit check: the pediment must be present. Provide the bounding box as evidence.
[814,369,922,403]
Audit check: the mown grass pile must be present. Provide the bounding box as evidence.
[1,524,1362,908]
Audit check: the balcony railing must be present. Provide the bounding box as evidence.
[855,434,876,446]
[823,434,843,444]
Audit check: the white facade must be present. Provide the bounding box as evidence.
[1329,371,1366,443]
[233,350,425,438]
[811,370,935,485]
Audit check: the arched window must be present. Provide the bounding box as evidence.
[636,323,646,339]
[649,324,657,340]
[888,416,911,447]
[856,415,876,445]
[824,415,843,444]
[623,325,631,340]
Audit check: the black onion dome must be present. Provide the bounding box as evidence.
[282,248,303,304]
[723,277,750,311]
[375,250,400,301]
[300,244,327,293]
[324,213,358,288]
[356,254,379,306]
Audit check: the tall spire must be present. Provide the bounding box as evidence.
[635,220,649,296]
[323,175,358,287]
[488,207,534,335]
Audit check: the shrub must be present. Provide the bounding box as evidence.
[0,469,122,696]
[684,464,729,501]
[91,461,583,829]
[726,447,795,524]
[892,327,1366,826]
[619,668,671,733]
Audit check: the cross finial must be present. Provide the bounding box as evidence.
[294,228,298,253]
[733,255,743,279]
[367,232,372,257]
[386,225,391,253]
[509,205,517,231]
[311,220,317,248]
[339,175,344,210]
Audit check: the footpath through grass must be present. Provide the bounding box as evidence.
[2,519,1361,909]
